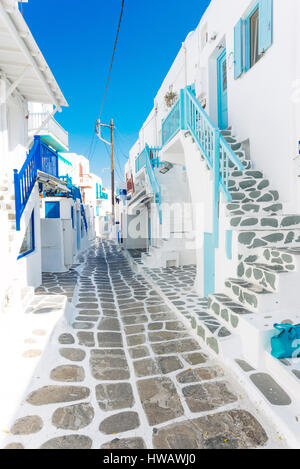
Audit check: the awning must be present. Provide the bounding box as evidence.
[128,189,154,210]
[37,170,70,193]
[0,0,67,107]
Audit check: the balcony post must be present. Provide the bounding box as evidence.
[213,129,220,249]
[14,169,21,231]
[180,88,186,130]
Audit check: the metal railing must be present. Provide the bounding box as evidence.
[162,99,180,147]
[14,136,59,231]
[135,145,162,223]
[161,87,244,202]
[183,87,243,201]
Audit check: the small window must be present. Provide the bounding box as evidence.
[249,7,262,68]
[18,211,35,259]
[45,201,60,219]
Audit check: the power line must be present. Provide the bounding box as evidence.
[99,0,125,120]
[87,0,125,161]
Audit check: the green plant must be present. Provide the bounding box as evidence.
[164,91,178,108]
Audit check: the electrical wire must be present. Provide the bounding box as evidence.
[87,0,125,161]
[98,0,125,120]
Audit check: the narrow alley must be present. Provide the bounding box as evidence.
[2,240,284,449]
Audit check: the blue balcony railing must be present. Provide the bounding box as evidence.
[14,136,59,231]
[135,145,162,224]
[162,99,181,147]
[161,86,244,250]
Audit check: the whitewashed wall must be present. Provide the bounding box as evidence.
[128,0,300,212]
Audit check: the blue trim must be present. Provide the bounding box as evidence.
[45,201,60,219]
[71,206,75,228]
[234,19,244,79]
[226,230,233,260]
[204,233,215,296]
[217,49,228,131]
[17,210,35,260]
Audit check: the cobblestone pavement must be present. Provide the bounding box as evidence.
[3,240,285,449]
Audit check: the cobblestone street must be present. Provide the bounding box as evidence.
[3,240,285,449]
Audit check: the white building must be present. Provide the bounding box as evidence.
[0,0,94,310]
[121,0,300,395]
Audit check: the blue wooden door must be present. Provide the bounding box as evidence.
[217,50,228,130]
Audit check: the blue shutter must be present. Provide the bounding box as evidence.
[259,0,273,54]
[234,19,244,79]
[45,201,60,219]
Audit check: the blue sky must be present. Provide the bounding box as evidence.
[23,0,210,188]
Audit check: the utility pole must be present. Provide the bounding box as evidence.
[95,118,115,225]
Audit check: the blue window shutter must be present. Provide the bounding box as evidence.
[234,19,244,79]
[45,201,60,219]
[259,0,273,54]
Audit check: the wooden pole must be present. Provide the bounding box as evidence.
[110,118,115,225]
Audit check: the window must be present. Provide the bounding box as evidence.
[18,211,35,259]
[234,0,273,79]
[45,201,60,219]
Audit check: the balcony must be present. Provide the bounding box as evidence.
[28,112,69,152]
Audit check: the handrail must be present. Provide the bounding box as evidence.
[160,86,245,251]
[14,136,59,231]
[135,145,162,224]
[162,99,180,147]
[184,87,243,176]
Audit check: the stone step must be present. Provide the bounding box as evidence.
[224,277,274,313]
[256,247,300,270]
[208,293,253,328]
[227,214,300,231]
[223,136,237,145]
[230,189,279,204]
[237,261,289,293]
[228,178,270,193]
[220,127,232,137]
[225,275,300,314]
[229,159,252,171]
[208,294,300,368]
[235,229,300,254]
[229,170,264,180]
[188,307,241,358]
[226,201,283,217]
[266,353,300,399]
[230,142,242,152]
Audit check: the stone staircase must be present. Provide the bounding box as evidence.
[0,175,34,312]
[196,127,300,389]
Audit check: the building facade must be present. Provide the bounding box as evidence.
[121,0,300,380]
